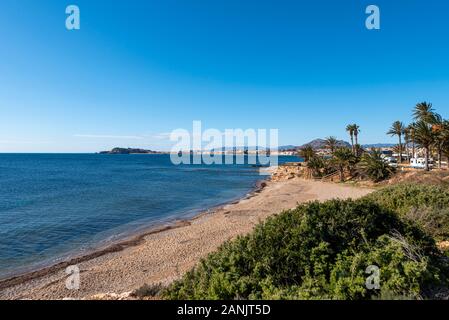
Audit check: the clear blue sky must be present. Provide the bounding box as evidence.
[1,0,448,152]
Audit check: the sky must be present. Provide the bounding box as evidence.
[0,0,448,152]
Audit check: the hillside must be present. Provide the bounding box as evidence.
[281,140,394,151]
[299,139,351,150]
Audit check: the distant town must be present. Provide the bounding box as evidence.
[99,140,396,156]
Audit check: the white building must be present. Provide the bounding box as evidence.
[410,158,434,169]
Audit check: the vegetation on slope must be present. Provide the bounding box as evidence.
[163,189,449,300]
[366,184,449,240]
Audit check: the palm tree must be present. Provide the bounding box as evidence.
[357,149,396,182]
[307,155,326,178]
[387,121,405,164]
[354,144,364,158]
[346,125,355,153]
[431,114,445,169]
[413,102,435,123]
[444,146,449,169]
[324,136,338,153]
[331,148,355,182]
[414,120,435,171]
[392,144,402,156]
[408,123,416,159]
[442,124,449,169]
[298,145,316,162]
[353,124,360,150]
[403,127,410,162]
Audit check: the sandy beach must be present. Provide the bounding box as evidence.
[0,178,373,300]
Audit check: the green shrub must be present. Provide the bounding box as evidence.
[163,198,448,300]
[366,184,449,215]
[402,207,449,241]
[366,184,449,240]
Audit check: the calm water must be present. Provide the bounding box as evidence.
[0,154,299,279]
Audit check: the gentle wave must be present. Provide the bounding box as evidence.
[0,154,300,279]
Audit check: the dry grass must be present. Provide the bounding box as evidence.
[381,170,449,187]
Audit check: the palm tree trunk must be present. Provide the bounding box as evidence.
[398,135,402,164]
[405,140,409,162]
[354,134,359,156]
[412,139,415,159]
[350,136,354,154]
[425,147,430,171]
[438,146,442,169]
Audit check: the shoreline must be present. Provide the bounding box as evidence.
[0,178,373,300]
[0,178,269,291]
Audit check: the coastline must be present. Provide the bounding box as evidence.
[0,178,373,300]
[0,177,269,292]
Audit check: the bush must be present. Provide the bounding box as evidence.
[366,184,449,215]
[366,184,449,240]
[163,198,448,300]
[402,207,449,241]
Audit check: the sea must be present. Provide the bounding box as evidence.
[0,153,300,279]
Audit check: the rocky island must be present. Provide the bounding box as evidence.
[99,148,163,155]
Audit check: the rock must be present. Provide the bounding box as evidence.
[99,148,161,154]
[271,163,305,182]
[437,241,449,251]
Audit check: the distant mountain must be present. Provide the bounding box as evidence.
[207,142,395,152]
[362,143,396,149]
[299,139,351,150]
[277,145,299,151]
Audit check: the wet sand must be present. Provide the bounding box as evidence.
[0,179,373,300]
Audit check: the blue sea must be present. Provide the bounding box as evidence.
[0,154,299,279]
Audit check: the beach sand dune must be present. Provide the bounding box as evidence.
[0,179,373,300]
